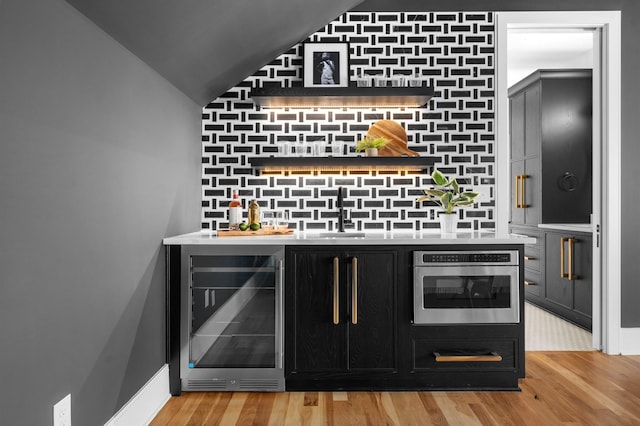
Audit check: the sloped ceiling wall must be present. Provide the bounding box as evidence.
[65,0,364,106]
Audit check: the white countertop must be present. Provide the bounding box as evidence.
[538,223,593,233]
[163,230,537,246]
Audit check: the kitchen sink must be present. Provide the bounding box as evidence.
[318,232,366,238]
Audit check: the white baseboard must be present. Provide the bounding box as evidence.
[104,364,171,426]
[620,328,640,355]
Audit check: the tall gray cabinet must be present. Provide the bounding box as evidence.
[508,69,593,330]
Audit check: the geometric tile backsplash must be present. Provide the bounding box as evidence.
[201,11,495,232]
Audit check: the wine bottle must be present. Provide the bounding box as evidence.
[228,189,242,230]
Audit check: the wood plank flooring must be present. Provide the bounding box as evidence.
[150,352,640,425]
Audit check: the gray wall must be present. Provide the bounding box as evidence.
[0,0,201,424]
[357,0,640,328]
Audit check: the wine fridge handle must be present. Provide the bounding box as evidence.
[352,257,358,325]
[333,257,340,325]
[277,258,284,369]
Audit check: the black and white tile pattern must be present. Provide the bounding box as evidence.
[201,12,495,232]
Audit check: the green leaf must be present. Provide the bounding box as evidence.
[424,189,446,197]
[432,170,447,186]
[450,178,459,193]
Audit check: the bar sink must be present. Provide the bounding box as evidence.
[318,232,366,238]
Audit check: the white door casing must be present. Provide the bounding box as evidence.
[495,11,622,354]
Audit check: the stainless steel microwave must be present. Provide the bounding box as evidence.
[413,250,520,324]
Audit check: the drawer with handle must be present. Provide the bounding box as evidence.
[413,338,518,371]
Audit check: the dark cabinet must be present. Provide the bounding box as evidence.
[509,69,592,226]
[509,69,593,320]
[510,225,543,300]
[543,230,592,330]
[285,246,397,389]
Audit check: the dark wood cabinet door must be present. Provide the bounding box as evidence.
[523,82,541,158]
[288,250,346,372]
[543,230,592,330]
[510,93,525,160]
[544,232,573,309]
[286,248,398,377]
[524,156,541,225]
[572,235,593,319]
[510,160,525,225]
[345,250,397,372]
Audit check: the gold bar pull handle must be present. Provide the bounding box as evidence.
[524,280,535,286]
[434,352,503,362]
[521,174,529,208]
[560,237,568,278]
[568,238,578,280]
[333,257,339,325]
[351,257,358,325]
[524,255,535,261]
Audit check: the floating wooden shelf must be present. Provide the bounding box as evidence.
[248,156,439,174]
[250,86,434,108]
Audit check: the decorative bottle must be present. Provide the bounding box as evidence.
[248,199,260,227]
[228,189,242,230]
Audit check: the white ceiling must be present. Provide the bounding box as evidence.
[507,30,594,87]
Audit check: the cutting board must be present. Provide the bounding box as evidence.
[217,228,294,237]
[366,120,420,157]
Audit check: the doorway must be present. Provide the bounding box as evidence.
[495,11,622,355]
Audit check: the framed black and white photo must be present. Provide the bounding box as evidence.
[303,42,350,88]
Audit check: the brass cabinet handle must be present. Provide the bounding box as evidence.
[515,175,529,208]
[352,257,358,325]
[524,280,535,286]
[333,257,339,325]
[520,174,529,208]
[524,255,535,261]
[568,238,578,280]
[434,352,503,362]
[560,237,579,280]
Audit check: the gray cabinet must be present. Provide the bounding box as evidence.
[509,69,592,226]
[509,69,593,324]
[543,230,592,330]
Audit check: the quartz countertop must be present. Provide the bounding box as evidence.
[163,230,536,246]
[538,223,593,233]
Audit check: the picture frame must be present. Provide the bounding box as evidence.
[303,42,350,88]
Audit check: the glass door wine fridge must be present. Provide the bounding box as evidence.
[180,245,284,391]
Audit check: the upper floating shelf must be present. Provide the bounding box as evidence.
[250,86,434,108]
[249,156,439,174]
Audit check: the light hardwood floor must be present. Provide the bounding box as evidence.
[151,352,640,425]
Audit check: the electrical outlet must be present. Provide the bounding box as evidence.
[53,394,71,426]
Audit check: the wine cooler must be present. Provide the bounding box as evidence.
[180,245,284,391]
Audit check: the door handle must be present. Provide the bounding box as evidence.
[333,257,339,325]
[561,237,578,280]
[567,238,578,280]
[515,175,528,208]
[351,257,358,325]
[434,352,503,362]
